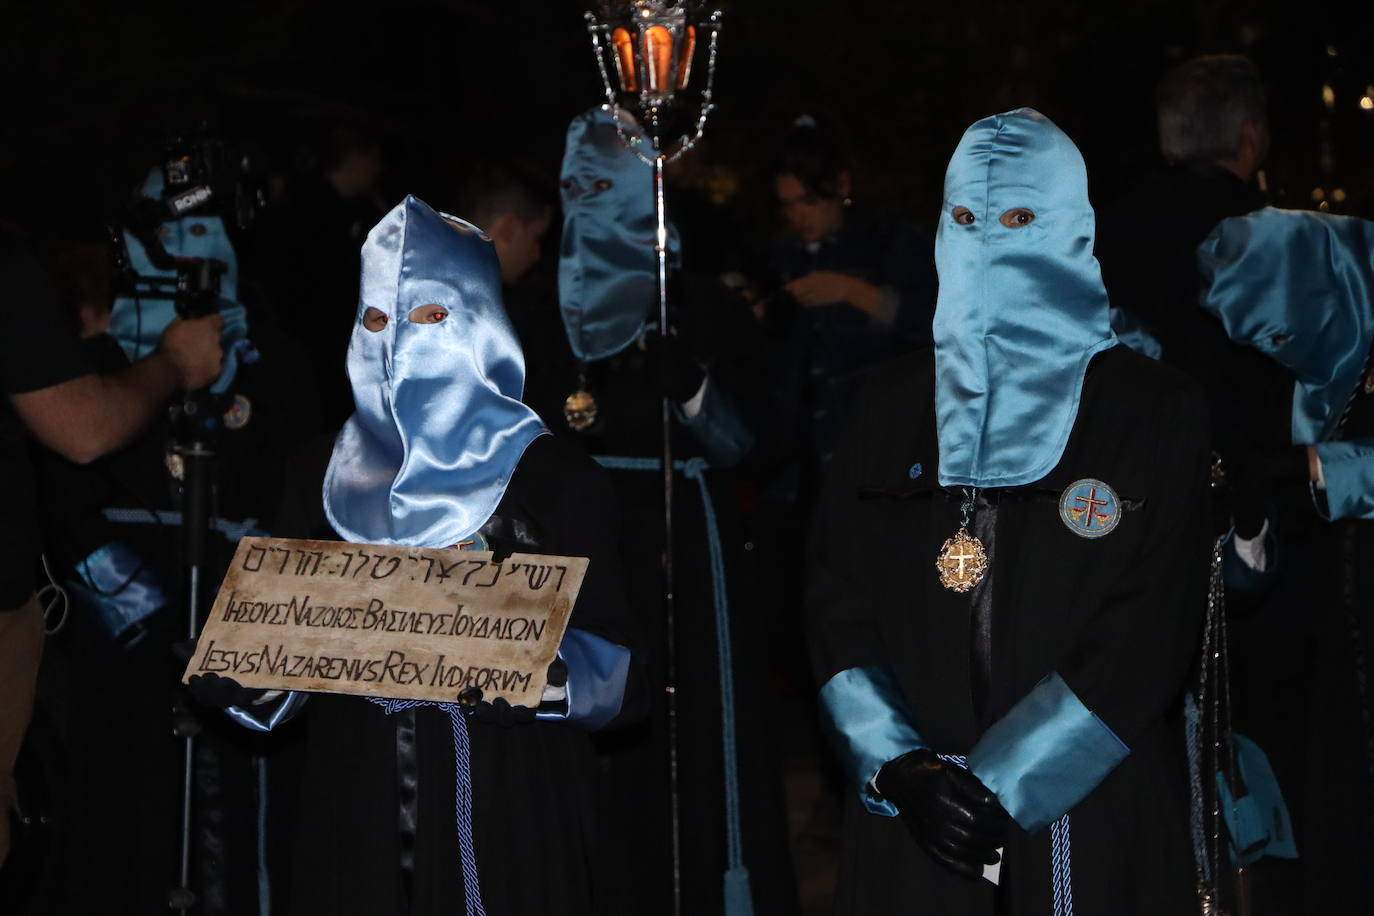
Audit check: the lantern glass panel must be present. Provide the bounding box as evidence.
[675,24,696,89]
[611,27,638,92]
[643,25,674,91]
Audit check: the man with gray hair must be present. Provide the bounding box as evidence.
[1100,54,1309,911]
[1156,53,1270,183]
[1095,53,1289,522]
[1097,54,1270,365]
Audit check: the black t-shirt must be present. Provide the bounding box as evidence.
[0,242,93,607]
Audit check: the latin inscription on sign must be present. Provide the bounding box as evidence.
[181,537,587,707]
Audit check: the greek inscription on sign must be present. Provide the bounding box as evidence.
[181,537,587,707]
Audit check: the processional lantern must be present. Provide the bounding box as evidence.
[584,0,723,156]
[580,4,733,916]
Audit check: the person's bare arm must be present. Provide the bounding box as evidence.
[10,314,224,464]
[784,271,886,317]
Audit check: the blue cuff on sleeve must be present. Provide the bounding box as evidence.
[226,691,309,733]
[1314,439,1374,520]
[675,379,755,469]
[966,672,1129,832]
[535,627,630,731]
[818,666,927,816]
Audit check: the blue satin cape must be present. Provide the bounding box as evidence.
[110,168,249,392]
[934,109,1117,488]
[1199,207,1374,519]
[323,195,548,547]
[558,106,679,361]
[1198,206,1374,445]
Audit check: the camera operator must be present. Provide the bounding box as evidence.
[0,225,222,870]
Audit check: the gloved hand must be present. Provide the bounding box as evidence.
[1223,447,1311,538]
[644,330,706,404]
[186,672,268,709]
[461,695,537,726]
[458,658,568,726]
[877,749,1009,879]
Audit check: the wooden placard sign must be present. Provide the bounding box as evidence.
[181,537,587,707]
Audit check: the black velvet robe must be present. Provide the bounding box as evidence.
[510,275,800,916]
[277,434,642,915]
[807,344,1209,915]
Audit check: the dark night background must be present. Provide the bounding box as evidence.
[5,0,1374,241]
[3,5,1373,913]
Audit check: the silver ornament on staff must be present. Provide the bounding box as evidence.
[583,4,723,914]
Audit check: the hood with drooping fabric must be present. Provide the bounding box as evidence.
[934,108,1117,489]
[324,195,547,547]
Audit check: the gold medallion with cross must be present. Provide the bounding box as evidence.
[936,527,988,592]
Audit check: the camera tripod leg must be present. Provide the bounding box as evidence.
[170,441,212,911]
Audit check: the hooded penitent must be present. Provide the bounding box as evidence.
[323,195,547,547]
[934,108,1117,489]
[1198,206,1374,445]
[110,167,250,392]
[557,105,678,361]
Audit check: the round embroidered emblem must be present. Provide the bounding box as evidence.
[1059,478,1121,539]
[452,532,490,552]
[223,394,253,430]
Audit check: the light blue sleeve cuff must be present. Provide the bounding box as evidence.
[535,627,630,732]
[226,691,309,733]
[675,378,756,469]
[1314,439,1374,520]
[966,672,1130,833]
[818,665,927,816]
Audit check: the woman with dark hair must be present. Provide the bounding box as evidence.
[763,112,937,488]
[750,110,938,545]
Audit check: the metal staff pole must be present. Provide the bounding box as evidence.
[584,8,723,914]
[652,148,683,914]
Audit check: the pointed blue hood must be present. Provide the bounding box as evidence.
[557,105,678,361]
[323,195,548,547]
[934,109,1117,488]
[1198,206,1374,444]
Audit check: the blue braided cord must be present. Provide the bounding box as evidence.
[102,507,264,542]
[593,456,749,878]
[369,698,486,916]
[1050,815,1074,916]
[1182,693,1210,882]
[941,754,1073,915]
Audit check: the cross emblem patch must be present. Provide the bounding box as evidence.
[1058,479,1122,539]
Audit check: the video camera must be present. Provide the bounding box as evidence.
[114,119,266,320]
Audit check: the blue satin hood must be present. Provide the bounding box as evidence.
[323,195,548,547]
[111,168,249,392]
[1198,206,1374,443]
[557,106,678,361]
[934,109,1117,488]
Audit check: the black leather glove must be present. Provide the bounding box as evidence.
[1224,447,1310,538]
[462,695,537,726]
[645,330,706,404]
[878,749,1009,879]
[458,658,568,726]
[186,672,268,709]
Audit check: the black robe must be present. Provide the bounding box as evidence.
[275,434,642,915]
[807,344,1209,915]
[510,274,800,916]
